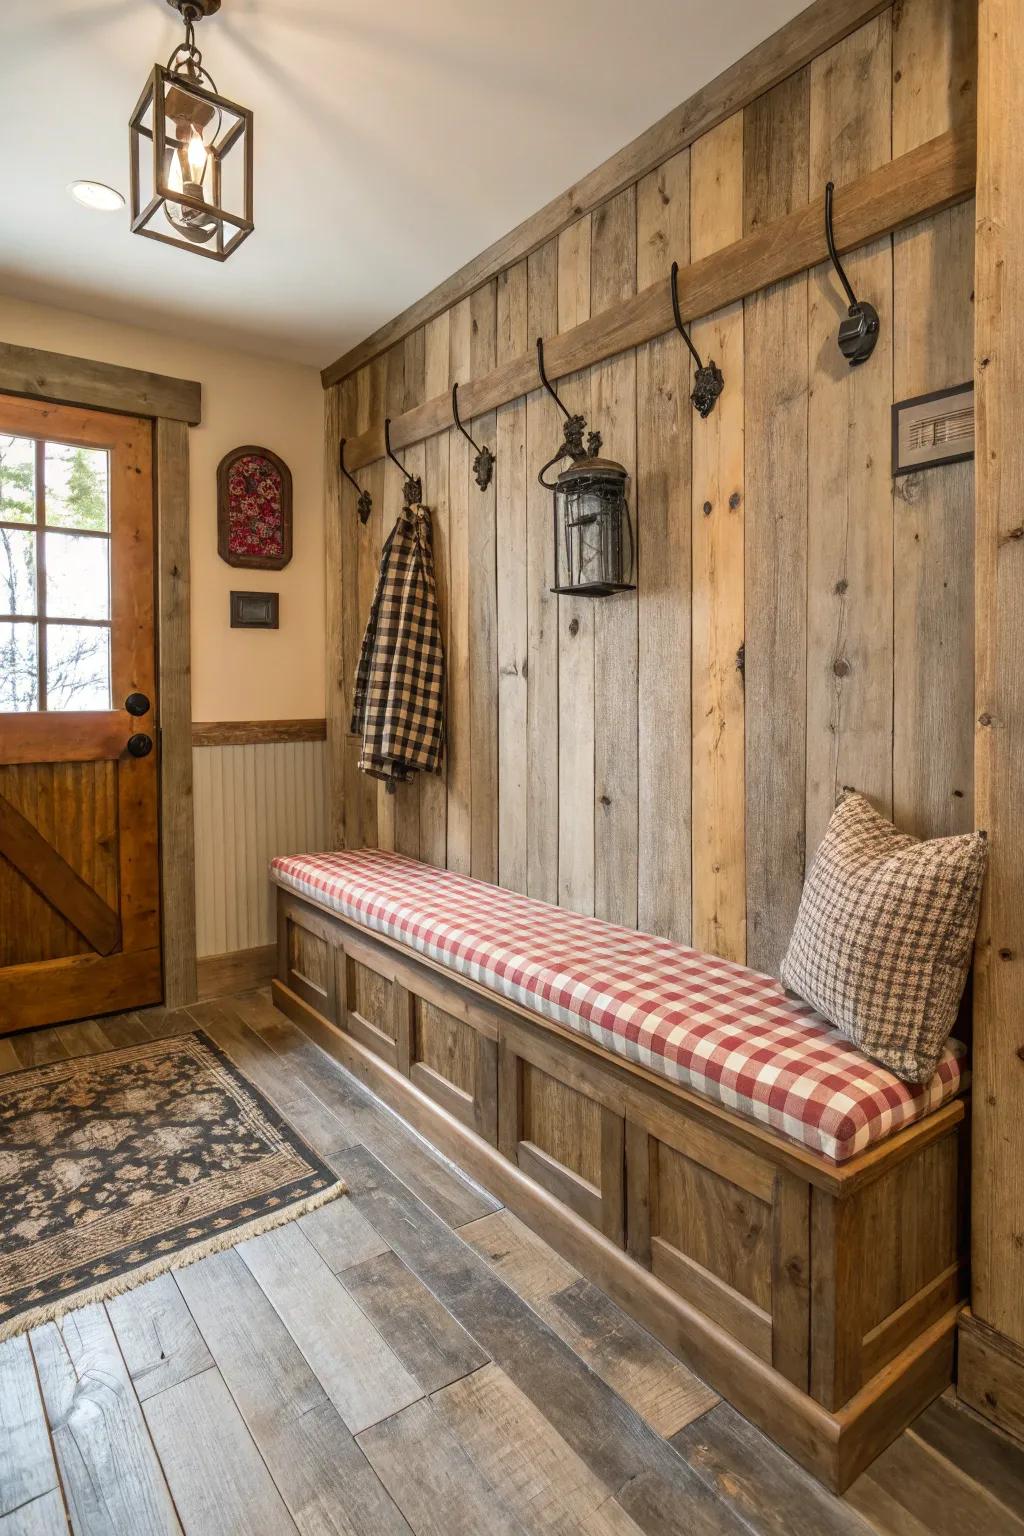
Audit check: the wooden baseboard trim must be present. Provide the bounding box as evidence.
[272,975,954,1491]
[191,719,327,747]
[957,1309,1024,1445]
[197,944,276,1001]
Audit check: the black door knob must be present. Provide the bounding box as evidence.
[125,692,151,717]
[126,732,154,759]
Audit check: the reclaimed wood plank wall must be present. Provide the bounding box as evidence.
[328,0,976,978]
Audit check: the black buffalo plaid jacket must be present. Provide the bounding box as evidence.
[350,503,445,790]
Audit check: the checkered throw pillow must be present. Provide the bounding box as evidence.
[780,793,986,1083]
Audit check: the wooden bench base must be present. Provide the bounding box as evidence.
[273,887,968,1491]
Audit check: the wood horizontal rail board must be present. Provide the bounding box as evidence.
[0,343,202,425]
[0,710,132,765]
[340,124,975,473]
[191,719,327,747]
[320,0,891,387]
[0,791,122,955]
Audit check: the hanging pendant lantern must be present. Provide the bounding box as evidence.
[129,0,253,261]
[536,340,635,596]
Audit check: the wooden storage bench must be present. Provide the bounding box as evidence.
[271,853,968,1492]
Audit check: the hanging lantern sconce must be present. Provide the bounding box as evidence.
[129,0,253,261]
[536,339,635,597]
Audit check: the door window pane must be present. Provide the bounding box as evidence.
[0,526,37,616]
[0,622,38,710]
[0,436,35,524]
[45,443,110,532]
[45,623,111,710]
[45,531,110,621]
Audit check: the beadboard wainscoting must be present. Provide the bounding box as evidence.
[192,728,328,975]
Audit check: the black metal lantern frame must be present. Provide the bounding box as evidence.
[129,2,253,262]
[536,339,635,597]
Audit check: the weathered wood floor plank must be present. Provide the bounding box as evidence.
[143,1367,298,1536]
[339,1249,489,1394]
[238,1221,424,1434]
[174,1247,413,1536]
[332,1144,748,1536]
[106,1273,213,1404]
[672,1400,874,1536]
[356,1396,531,1536]
[461,1209,717,1435]
[431,1361,623,1533]
[31,1305,181,1536]
[298,1192,390,1274]
[0,1336,58,1518]
[0,1489,70,1536]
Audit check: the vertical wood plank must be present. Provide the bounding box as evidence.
[525,239,560,905]
[324,382,347,851]
[592,188,639,930]
[469,282,499,884]
[972,0,1024,1346]
[156,417,196,1008]
[806,14,894,856]
[496,261,529,894]
[690,113,746,962]
[636,150,692,944]
[353,356,386,853]
[447,298,473,875]
[743,71,811,976]
[421,312,452,869]
[375,342,407,855]
[557,216,595,916]
[891,0,977,840]
[771,1171,811,1390]
[337,375,362,853]
[393,329,427,860]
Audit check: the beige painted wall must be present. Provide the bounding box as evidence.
[0,293,325,722]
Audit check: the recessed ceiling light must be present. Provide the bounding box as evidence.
[68,181,125,213]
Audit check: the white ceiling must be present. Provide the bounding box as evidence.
[3,0,807,369]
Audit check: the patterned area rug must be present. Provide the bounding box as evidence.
[0,1030,345,1341]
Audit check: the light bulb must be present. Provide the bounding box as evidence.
[168,150,184,196]
[186,126,208,184]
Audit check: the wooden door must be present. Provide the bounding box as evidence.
[0,394,161,1030]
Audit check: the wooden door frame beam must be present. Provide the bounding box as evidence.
[0,342,201,424]
[0,344,201,1010]
[337,124,976,473]
[320,0,892,388]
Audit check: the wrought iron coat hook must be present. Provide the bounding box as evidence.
[824,181,879,366]
[670,262,725,418]
[535,336,602,488]
[384,417,422,507]
[452,383,495,491]
[339,439,373,525]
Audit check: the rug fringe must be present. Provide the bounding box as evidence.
[0,1179,347,1344]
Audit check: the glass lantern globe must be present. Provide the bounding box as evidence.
[551,456,634,596]
[129,1,253,261]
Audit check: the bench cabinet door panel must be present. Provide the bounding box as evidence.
[498,1024,626,1245]
[626,1116,811,1388]
[409,995,498,1143]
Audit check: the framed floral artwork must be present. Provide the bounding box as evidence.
[217,445,293,570]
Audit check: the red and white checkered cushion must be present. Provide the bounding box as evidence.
[271,848,965,1163]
